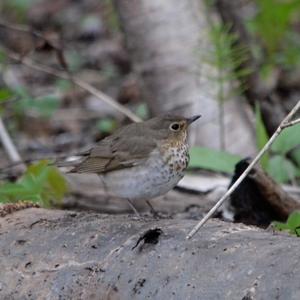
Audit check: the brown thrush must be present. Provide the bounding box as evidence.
[68,114,201,214]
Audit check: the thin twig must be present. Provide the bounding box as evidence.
[0,117,26,171]
[5,51,141,123]
[0,20,45,40]
[282,118,300,129]
[0,22,140,121]
[0,20,71,71]
[186,100,300,239]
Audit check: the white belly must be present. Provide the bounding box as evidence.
[101,147,188,200]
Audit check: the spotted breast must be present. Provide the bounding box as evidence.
[100,142,190,201]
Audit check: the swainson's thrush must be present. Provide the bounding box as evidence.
[69,114,201,213]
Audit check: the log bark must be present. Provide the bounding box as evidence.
[1,208,300,299]
[114,0,256,154]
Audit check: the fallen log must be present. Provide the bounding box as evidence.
[1,208,300,299]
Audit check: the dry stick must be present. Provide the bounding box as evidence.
[0,21,50,53]
[0,20,43,38]
[282,118,300,128]
[0,117,26,171]
[6,52,141,123]
[186,100,300,239]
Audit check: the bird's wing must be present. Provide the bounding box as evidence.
[72,133,157,174]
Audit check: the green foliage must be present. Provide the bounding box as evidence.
[204,16,252,150]
[96,117,117,134]
[210,24,250,83]
[65,50,84,72]
[251,0,300,56]
[0,50,7,64]
[206,23,251,98]
[101,63,119,81]
[277,32,300,69]
[1,0,39,21]
[11,87,60,118]
[271,124,300,155]
[55,79,72,92]
[0,88,13,102]
[268,124,300,183]
[292,148,300,168]
[273,211,300,236]
[0,161,68,207]
[250,0,300,69]
[255,103,269,169]
[266,155,298,183]
[191,116,299,183]
[255,103,300,183]
[189,147,242,174]
[201,1,300,183]
[135,103,149,120]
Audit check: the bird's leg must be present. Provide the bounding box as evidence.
[145,200,160,219]
[126,199,142,218]
[98,175,110,204]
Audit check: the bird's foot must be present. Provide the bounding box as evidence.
[145,200,171,220]
[126,199,149,221]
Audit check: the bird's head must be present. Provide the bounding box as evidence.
[145,114,201,145]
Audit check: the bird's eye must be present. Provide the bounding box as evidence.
[170,123,180,131]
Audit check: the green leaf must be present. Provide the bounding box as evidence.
[0,182,40,202]
[0,160,68,205]
[287,211,300,230]
[0,88,13,102]
[255,103,269,168]
[55,79,72,92]
[251,0,300,55]
[273,211,300,236]
[14,86,29,97]
[189,147,242,173]
[291,148,300,168]
[272,221,290,231]
[96,118,117,134]
[266,155,297,183]
[66,50,85,72]
[276,32,300,69]
[135,103,149,120]
[31,95,60,117]
[4,0,37,20]
[0,50,7,64]
[12,88,60,118]
[259,63,276,81]
[271,124,300,154]
[203,20,251,102]
[19,175,43,194]
[47,167,68,202]
[0,182,27,197]
[25,159,48,175]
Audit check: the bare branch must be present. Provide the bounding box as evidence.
[0,117,26,172]
[5,51,141,123]
[0,21,141,121]
[0,20,44,39]
[282,118,300,129]
[186,100,300,239]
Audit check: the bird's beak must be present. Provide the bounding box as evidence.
[186,115,201,125]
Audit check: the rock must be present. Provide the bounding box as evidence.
[1,208,300,299]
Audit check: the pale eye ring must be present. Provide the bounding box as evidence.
[170,123,180,131]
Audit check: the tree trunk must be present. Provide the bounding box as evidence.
[1,208,300,299]
[114,0,256,154]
